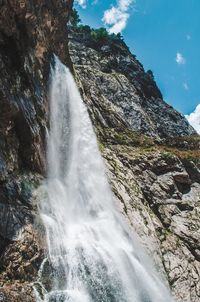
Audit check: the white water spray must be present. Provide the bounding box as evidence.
[36,56,174,302]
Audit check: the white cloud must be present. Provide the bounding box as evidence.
[183,82,189,90]
[176,52,186,65]
[186,34,191,41]
[185,104,200,134]
[102,0,135,34]
[76,0,87,8]
[76,0,99,7]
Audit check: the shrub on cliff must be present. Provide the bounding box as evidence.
[69,8,125,47]
[78,25,91,33]
[91,28,110,42]
[69,8,81,27]
[147,69,154,80]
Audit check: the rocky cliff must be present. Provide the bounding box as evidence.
[0,1,72,300]
[0,3,200,302]
[69,29,196,139]
[69,28,200,302]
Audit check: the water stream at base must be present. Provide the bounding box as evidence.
[35,56,174,302]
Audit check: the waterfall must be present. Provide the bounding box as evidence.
[35,56,174,302]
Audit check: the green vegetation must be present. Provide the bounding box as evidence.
[101,127,155,148]
[91,28,110,42]
[147,69,154,79]
[162,147,200,164]
[161,152,175,160]
[98,126,200,165]
[162,135,200,164]
[98,142,105,153]
[77,24,91,33]
[69,8,124,43]
[70,8,81,27]
[164,135,200,150]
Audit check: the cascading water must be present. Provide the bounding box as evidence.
[35,56,174,302]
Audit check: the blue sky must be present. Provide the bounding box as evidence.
[75,0,200,118]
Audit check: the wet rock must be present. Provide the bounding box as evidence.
[101,146,200,301]
[0,0,72,300]
[0,203,32,241]
[67,37,200,298]
[0,0,73,175]
[0,225,45,300]
[0,283,35,302]
[0,156,8,183]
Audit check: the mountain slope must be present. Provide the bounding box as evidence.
[69,28,196,139]
[69,27,200,302]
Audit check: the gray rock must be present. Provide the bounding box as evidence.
[69,28,200,301]
[69,31,196,139]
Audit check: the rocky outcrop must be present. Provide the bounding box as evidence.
[102,146,200,302]
[69,28,200,301]
[0,0,72,300]
[69,29,196,140]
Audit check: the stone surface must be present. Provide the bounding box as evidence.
[69,27,200,301]
[69,29,196,139]
[0,0,72,300]
[103,146,200,302]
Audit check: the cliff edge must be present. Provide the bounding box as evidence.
[69,26,200,302]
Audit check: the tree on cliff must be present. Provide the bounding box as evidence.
[69,8,81,27]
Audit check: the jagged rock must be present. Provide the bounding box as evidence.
[68,27,200,301]
[69,30,196,139]
[0,225,44,284]
[0,0,72,174]
[0,283,35,302]
[0,0,72,300]
[101,146,200,302]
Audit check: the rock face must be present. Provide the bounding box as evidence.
[69,30,196,139]
[0,0,72,300]
[69,28,200,301]
[103,147,200,302]
[0,3,200,301]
